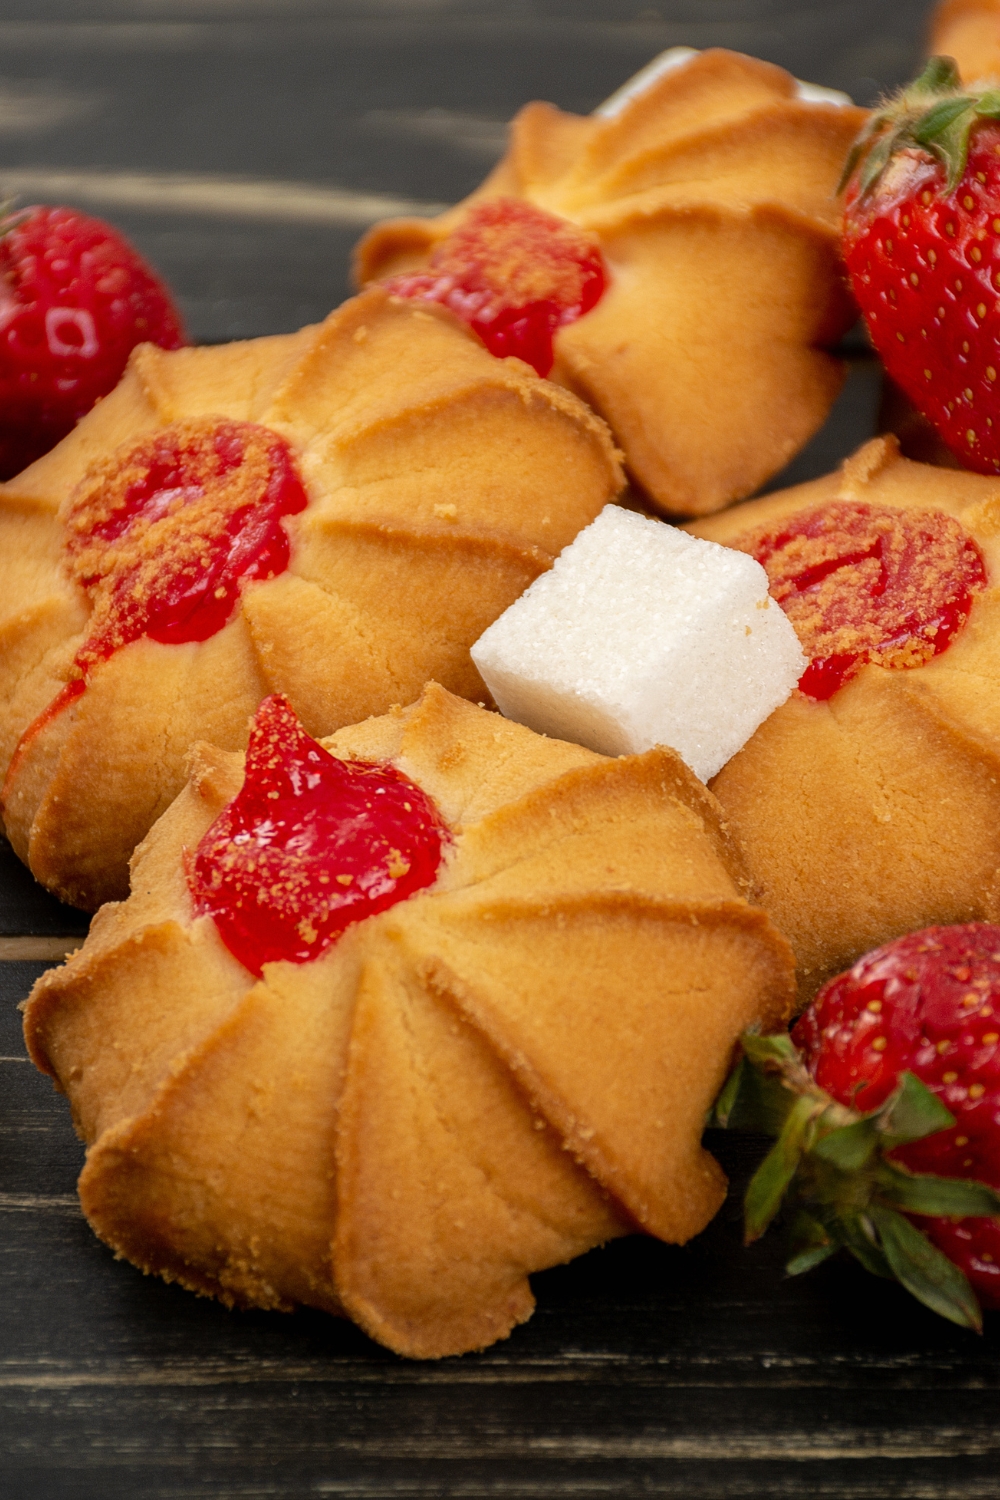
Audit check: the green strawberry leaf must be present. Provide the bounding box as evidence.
[877,1071,955,1144]
[869,1205,983,1332]
[858,134,896,197]
[911,96,975,144]
[710,1055,746,1129]
[911,56,963,95]
[811,1116,879,1170]
[710,1053,796,1136]
[740,1031,799,1071]
[0,204,30,239]
[974,90,1000,119]
[935,112,980,191]
[843,55,993,200]
[786,1243,837,1277]
[785,1209,836,1277]
[744,1094,817,1243]
[838,114,888,193]
[727,1023,995,1333]
[835,1211,894,1280]
[875,1163,1000,1218]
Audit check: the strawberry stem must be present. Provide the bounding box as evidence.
[912,56,963,94]
[0,201,30,242]
[712,1030,1000,1331]
[840,55,1000,199]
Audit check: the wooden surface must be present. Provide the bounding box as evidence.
[3,4,995,1497]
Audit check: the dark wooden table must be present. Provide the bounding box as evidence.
[7,4,999,1496]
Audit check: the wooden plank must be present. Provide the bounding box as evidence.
[0,2,932,341]
[5,957,1000,1498]
[1,5,996,1497]
[0,840,90,940]
[0,938,83,960]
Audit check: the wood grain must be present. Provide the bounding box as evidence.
[0,938,83,960]
[0,1,932,340]
[2,4,992,1497]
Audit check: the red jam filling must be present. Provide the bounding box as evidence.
[188,694,450,977]
[384,197,606,377]
[4,419,308,792]
[732,501,987,699]
[64,418,308,672]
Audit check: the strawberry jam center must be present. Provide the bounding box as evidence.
[384,197,605,377]
[64,417,308,673]
[732,501,986,699]
[3,420,309,799]
[188,694,450,977]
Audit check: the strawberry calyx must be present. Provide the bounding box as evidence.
[843,56,1000,198]
[0,204,31,243]
[712,1030,1000,1331]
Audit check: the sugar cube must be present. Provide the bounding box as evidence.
[471,505,806,783]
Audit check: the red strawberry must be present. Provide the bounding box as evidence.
[841,57,1000,475]
[0,205,186,478]
[715,923,1000,1330]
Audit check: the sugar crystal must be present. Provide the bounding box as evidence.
[471,505,805,782]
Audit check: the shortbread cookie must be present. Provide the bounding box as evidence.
[356,48,866,517]
[690,436,1000,1000]
[0,286,621,909]
[24,685,794,1359]
[930,0,1000,83]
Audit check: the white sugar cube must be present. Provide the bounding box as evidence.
[594,47,853,119]
[471,505,806,783]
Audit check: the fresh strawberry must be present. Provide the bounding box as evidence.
[840,58,1000,475]
[0,205,186,478]
[715,923,1000,1330]
[383,197,605,377]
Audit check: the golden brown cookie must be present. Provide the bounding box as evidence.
[0,286,621,910]
[930,0,1000,82]
[23,684,794,1359]
[690,436,1000,1001]
[355,48,866,518]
